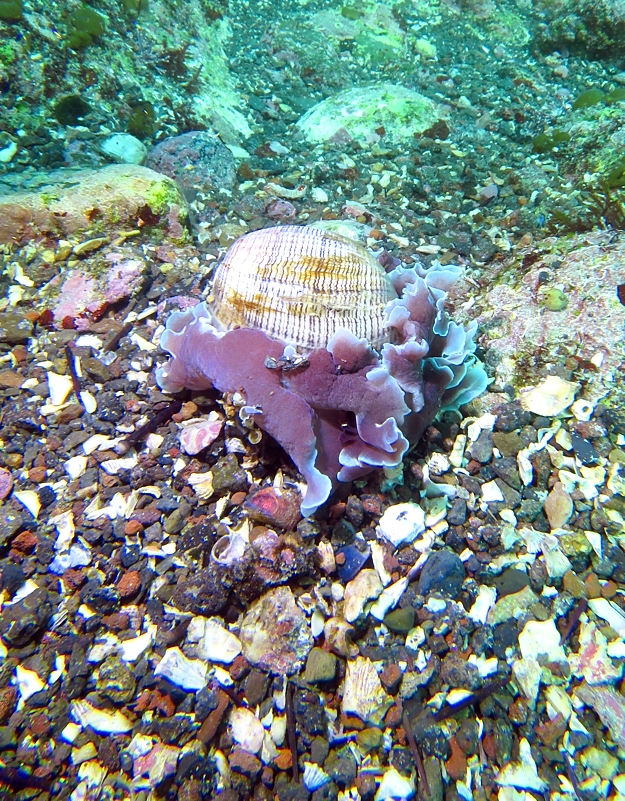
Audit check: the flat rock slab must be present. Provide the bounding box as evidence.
[0,164,187,245]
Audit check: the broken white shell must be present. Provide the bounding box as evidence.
[70,700,133,734]
[344,569,383,623]
[303,761,331,791]
[377,502,426,548]
[230,707,264,754]
[374,767,415,801]
[47,371,74,406]
[153,647,208,691]
[341,656,392,726]
[520,375,579,417]
[196,617,242,664]
[495,737,548,792]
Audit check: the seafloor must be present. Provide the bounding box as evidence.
[0,0,625,799]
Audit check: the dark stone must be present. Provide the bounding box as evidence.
[493,718,514,765]
[169,567,228,616]
[492,620,519,659]
[294,689,327,737]
[0,588,53,646]
[0,507,25,545]
[244,670,270,707]
[470,625,493,657]
[275,782,310,801]
[384,606,415,633]
[456,719,480,755]
[335,542,370,582]
[324,748,357,788]
[440,652,481,690]
[0,726,17,750]
[571,433,598,465]
[447,498,467,526]
[1,562,25,597]
[418,550,466,599]
[493,568,529,597]
[312,783,339,801]
[310,735,330,765]
[495,403,532,432]
[468,430,493,463]
[492,431,523,457]
[331,519,357,547]
[491,457,522,490]
[120,545,140,568]
[81,584,120,614]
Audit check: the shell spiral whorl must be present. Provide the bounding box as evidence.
[209,226,398,350]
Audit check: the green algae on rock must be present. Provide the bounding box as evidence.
[0,164,188,245]
[295,83,444,145]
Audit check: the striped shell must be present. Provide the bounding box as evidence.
[209,226,398,350]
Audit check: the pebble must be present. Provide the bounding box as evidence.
[544,482,574,529]
[304,648,337,683]
[335,542,370,582]
[0,588,53,646]
[418,550,466,599]
[239,586,313,675]
[383,606,415,633]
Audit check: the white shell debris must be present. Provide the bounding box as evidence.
[344,569,383,623]
[495,737,548,792]
[15,665,45,703]
[64,455,88,480]
[80,391,97,413]
[230,707,265,754]
[47,371,74,406]
[153,647,208,691]
[518,619,567,664]
[374,767,416,801]
[304,762,331,791]
[469,585,497,624]
[120,628,155,662]
[50,510,76,551]
[571,398,594,422]
[100,455,138,475]
[512,658,542,704]
[370,577,408,620]
[187,471,215,500]
[377,502,426,548]
[193,617,242,664]
[70,700,133,734]
[179,412,223,456]
[341,656,393,726]
[13,490,41,519]
[481,480,504,503]
[588,598,625,638]
[519,375,579,416]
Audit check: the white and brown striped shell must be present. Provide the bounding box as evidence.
[209,226,398,350]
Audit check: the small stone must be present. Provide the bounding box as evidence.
[562,570,587,598]
[1,563,25,597]
[116,570,141,600]
[493,568,530,598]
[418,550,465,599]
[383,606,415,633]
[0,588,53,646]
[447,498,467,526]
[0,468,13,501]
[440,652,481,690]
[305,648,337,684]
[492,431,524,457]
[468,430,493,463]
[12,530,38,553]
[243,485,302,530]
[456,719,480,755]
[446,736,467,781]
[544,482,574,529]
[229,746,262,779]
[239,586,313,675]
[97,655,136,704]
[0,508,25,545]
[356,727,384,752]
[380,663,402,694]
[244,670,270,707]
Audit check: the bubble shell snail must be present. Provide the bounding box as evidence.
[156,225,487,516]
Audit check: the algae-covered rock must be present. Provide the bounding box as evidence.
[0,164,187,245]
[296,83,444,146]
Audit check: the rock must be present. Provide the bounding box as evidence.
[0,563,24,597]
[440,652,481,690]
[0,311,33,344]
[239,586,313,675]
[0,588,53,646]
[305,648,338,684]
[0,164,187,246]
[116,570,141,600]
[97,655,136,703]
[341,656,392,726]
[147,131,236,216]
[492,431,524,457]
[101,133,147,165]
[324,748,358,788]
[544,482,574,529]
[335,542,370,582]
[243,486,302,530]
[229,747,262,779]
[296,84,443,145]
[50,250,148,330]
[468,429,493,463]
[418,551,466,599]
[493,568,530,598]
[0,507,25,545]
[383,606,415,633]
[447,498,467,526]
